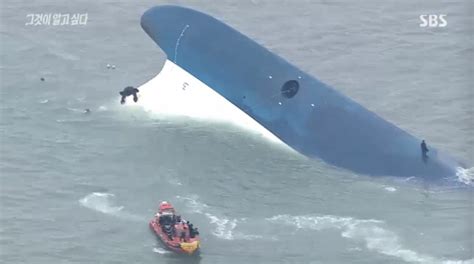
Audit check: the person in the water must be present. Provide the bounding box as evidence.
[119,86,139,104]
[421,140,429,163]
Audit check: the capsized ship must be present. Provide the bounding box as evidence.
[139,5,468,183]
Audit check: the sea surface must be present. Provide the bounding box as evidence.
[1,0,473,263]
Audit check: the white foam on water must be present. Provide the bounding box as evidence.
[205,213,238,240]
[47,46,80,61]
[267,214,471,264]
[176,195,262,240]
[79,192,123,214]
[175,194,208,214]
[39,99,49,104]
[56,119,90,123]
[384,186,397,192]
[128,60,287,146]
[204,213,262,240]
[98,105,108,111]
[404,177,416,182]
[153,247,171,255]
[66,107,86,113]
[167,177,182,186]
[444,261,474,264]
[79,192,144,222]
[455,167,473,186]
[348,247,363,252]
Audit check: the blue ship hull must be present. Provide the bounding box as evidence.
[140,5,463,181]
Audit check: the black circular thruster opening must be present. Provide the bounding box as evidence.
[281,80,299,98]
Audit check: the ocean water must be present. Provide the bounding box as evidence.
[0,0,473,263]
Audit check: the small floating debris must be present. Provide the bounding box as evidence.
[40,77,45,81]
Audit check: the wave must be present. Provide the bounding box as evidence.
[47,47,80,61]
[176,195,262,240]
[455,167,473,186]
[56,119,90,123]
[79,192,144,222]
[66,107,87,113]
[267,214,472,264]
[66,106,108,114]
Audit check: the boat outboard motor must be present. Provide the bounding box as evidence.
[119,86,139,104]
[189,223,196,238]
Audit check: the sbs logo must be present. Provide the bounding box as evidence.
[419,14,447,28]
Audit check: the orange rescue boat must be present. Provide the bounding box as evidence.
[149,201,200,255]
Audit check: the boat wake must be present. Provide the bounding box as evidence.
[176,195,263,240]
[79,192,144,222]
[267,214,472,264]
[205,214,262,241]
[153,247,172,255]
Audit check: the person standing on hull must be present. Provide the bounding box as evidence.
[119,86,139,104]
[421,140,429,163]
